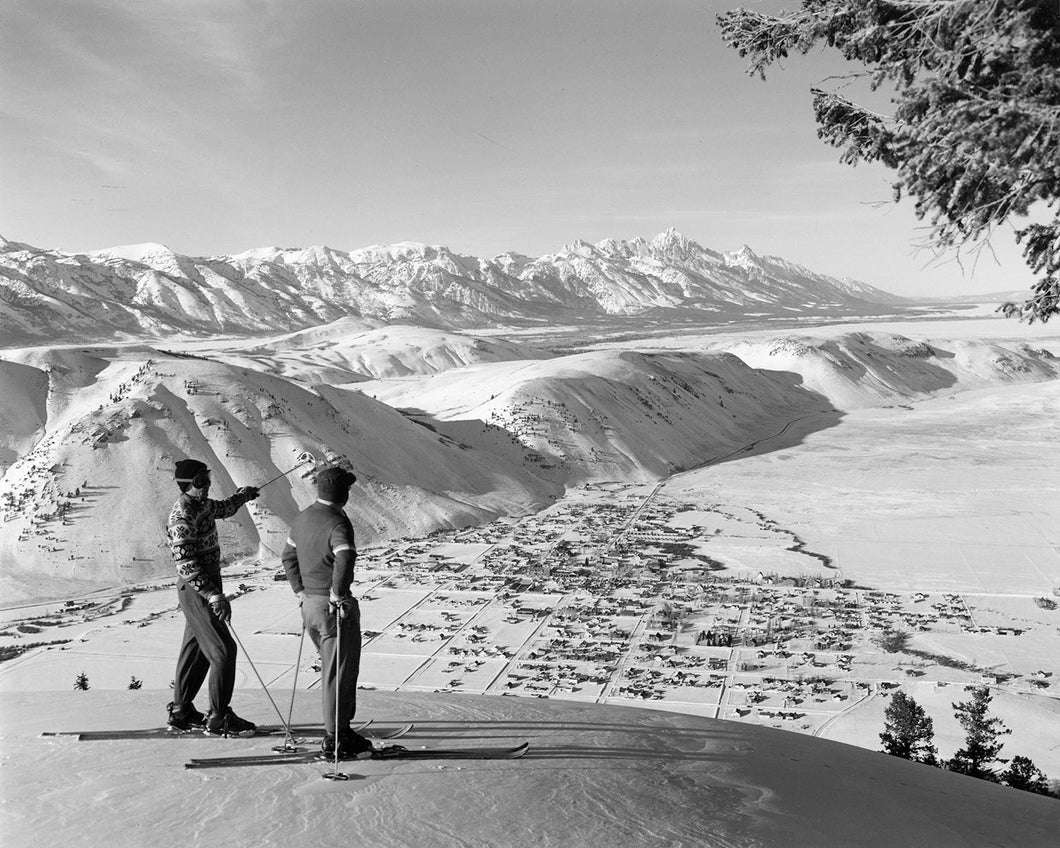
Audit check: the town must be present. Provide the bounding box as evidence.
[339,483,1059,736]
[2,480,1056,744]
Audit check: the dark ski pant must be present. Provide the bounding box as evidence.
[173,582,237,715]
[302,595,361,735]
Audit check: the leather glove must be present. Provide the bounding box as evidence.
[329,591,353,620]
[238,486,260,501]
[209,594,232,622]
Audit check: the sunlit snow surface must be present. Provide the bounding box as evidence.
[6,689,1059,848]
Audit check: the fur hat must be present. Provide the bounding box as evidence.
[174,459,208,483]
[316,466,357,502]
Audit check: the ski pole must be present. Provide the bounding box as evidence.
[323,603,349,781]
[258,450,317,491]
[274,621,306,754]
[228,622,297,740]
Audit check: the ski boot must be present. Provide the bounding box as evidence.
[167,701,207,732]
[339,727,374,758]
[321,728,374,760]
[204,707,257,738]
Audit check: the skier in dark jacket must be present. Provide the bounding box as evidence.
[166,458,260,736]
[281,466,371,759]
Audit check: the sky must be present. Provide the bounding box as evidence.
[0,0,1034,297]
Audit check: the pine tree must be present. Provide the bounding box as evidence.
[1001,755,1051,795]
[73,671,90,691]
[879,690,937,763]
[717,0,1060,323]
[947,684,1011,780]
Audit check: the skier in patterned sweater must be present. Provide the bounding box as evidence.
[166,458,260,736]
[281,466,372,759]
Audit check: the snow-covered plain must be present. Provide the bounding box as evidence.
[2,309,1060,846]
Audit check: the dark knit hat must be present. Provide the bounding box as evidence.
[174,459,209,483]
[316,466,357,501]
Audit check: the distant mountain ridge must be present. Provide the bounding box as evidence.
[0,229,908,346]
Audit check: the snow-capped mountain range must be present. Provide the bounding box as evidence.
[0,230,907,346]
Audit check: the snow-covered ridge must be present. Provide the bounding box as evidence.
[0,230,907,346]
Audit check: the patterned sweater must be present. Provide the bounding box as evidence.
[167,490,253,600]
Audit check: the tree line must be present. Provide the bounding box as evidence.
[880,684,1057,797]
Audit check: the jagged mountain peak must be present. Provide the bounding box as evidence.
[349,241,469,264]
[493,250,533,263]
[557,230,707,262]
[586,230,716,264]
[724,244,764,271]
[1,231,908,347]
[650,227,702,254]
[594,237,631,257]
[558,237,598,256]
[0,235,34,253]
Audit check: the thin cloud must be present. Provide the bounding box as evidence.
[66,148,131,181]
[96,0,273,97]
[2,1,271,195]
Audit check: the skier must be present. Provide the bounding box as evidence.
[281,466,372,759]
[166,459,260,736]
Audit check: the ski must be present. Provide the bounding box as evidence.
[40,719,390,742]
[186,751,328,768]
[185,724,413,764]
[184,741,529,769]
[366,723,413,740]
[373,742,529,761]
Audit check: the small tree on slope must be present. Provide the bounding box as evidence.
[1001,755,1052,795]
[947,685,1011,781]
[717,0,1060,323]
[880,690,937,763]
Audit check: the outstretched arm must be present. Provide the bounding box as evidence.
[209,486,259,520]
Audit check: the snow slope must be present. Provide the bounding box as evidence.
[221,323,554,385]
[0,358,48,467]
[0,347,562,601]
[362,348,832,483]
[716,332,1058,409]
[5,689,1058,848]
